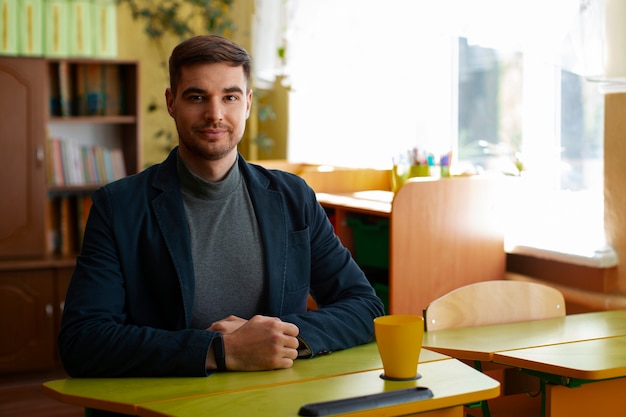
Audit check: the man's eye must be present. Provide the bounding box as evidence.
[225,95,238,102]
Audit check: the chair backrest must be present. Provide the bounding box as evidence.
[423,280,566,331]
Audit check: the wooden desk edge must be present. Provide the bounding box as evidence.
[492,353,626,382]
[42,382,139,415]
[422,346,494,362]
[316,192,392,216]
[133,360,501,417]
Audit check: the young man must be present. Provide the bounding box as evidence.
[59,35,384,378]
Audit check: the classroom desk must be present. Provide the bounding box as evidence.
[422,310,626,361]
[492,336,626,417]
[316,191,393,217]
[316,191,392,258]
[315,178,506,316]
[44,343,489,416]
[137,359,500,417]
[422,310,626,417]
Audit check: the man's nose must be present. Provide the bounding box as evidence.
[203,99,223,122]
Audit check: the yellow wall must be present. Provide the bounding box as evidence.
[115,3,178,168]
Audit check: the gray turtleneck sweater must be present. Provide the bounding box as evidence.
[177,156,265,329]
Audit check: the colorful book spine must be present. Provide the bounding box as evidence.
[0,0,18,55]
[68,0,92,57]
[57,61,72,116]
[91,0,116,58]
[17,0,43,56]
[102,64,121,115]
[45,0,69,57]
[48,137,126,186]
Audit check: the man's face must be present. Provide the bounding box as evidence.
[166,62,252,161]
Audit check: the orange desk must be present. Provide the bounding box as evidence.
[317,178,506,316]
[316,191,392,258]
[422,310,626,417]
[492,336,626,417]
[44,343,496,416]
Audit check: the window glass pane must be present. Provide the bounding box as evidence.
[457,38,523,176]
[456,37,604,194]
[560,71,604,191]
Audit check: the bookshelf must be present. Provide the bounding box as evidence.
[0,56,139,373]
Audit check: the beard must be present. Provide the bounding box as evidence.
[178,123,243,161]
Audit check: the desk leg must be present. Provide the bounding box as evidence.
[545,378,626,417]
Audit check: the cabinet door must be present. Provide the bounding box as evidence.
[0,58,47,257]
[0,269,57,372]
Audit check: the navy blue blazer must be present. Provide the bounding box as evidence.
[59,148,384,377]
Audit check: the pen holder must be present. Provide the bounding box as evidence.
[409,165,430,178]
[391,164,431,193]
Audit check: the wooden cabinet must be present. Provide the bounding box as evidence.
[0,262,74,373]
[0,56,140,259]
[0,58,47,257]
[0,56,140,373]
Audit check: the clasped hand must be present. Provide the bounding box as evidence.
[207,315,300,371]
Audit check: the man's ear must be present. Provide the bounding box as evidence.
[165,88,175,117]
[246,89,253,119]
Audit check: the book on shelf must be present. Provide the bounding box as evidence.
[75,63,105,115]
[44,0,69,57]
[0,0,18,55]
[58,60,72,116]
[59,196,77,255]
[17,0,44,56]
[46,137,127,186]
[110,148,127,178]
[71,62,122,116]
[46,194,94,255]
[102,64,121,115]
[48,64,61,116]
[92,0,117,58]
[68,0,92,57]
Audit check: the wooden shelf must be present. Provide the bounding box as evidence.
[0,56,140,373]
[48,115,137,124]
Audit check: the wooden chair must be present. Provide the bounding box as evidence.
[424,280,565,331]
[423,280,566,417]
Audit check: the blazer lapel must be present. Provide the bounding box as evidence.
[151,150,195,324]
[240,159,289,316]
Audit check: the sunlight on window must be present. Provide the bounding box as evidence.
[284,0,607,259]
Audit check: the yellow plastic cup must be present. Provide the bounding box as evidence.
[374,314,424,380]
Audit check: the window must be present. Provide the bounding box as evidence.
[282,0,608,260]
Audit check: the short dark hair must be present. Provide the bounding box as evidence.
[168,35,251,94]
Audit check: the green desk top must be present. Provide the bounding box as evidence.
[423,310,626,361]
[493,335,626,381]
[43,343,448,415]
[137,359,500,417]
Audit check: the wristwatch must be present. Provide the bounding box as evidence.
[213,334,227,371]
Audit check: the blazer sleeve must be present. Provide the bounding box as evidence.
[275,179,385,356]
